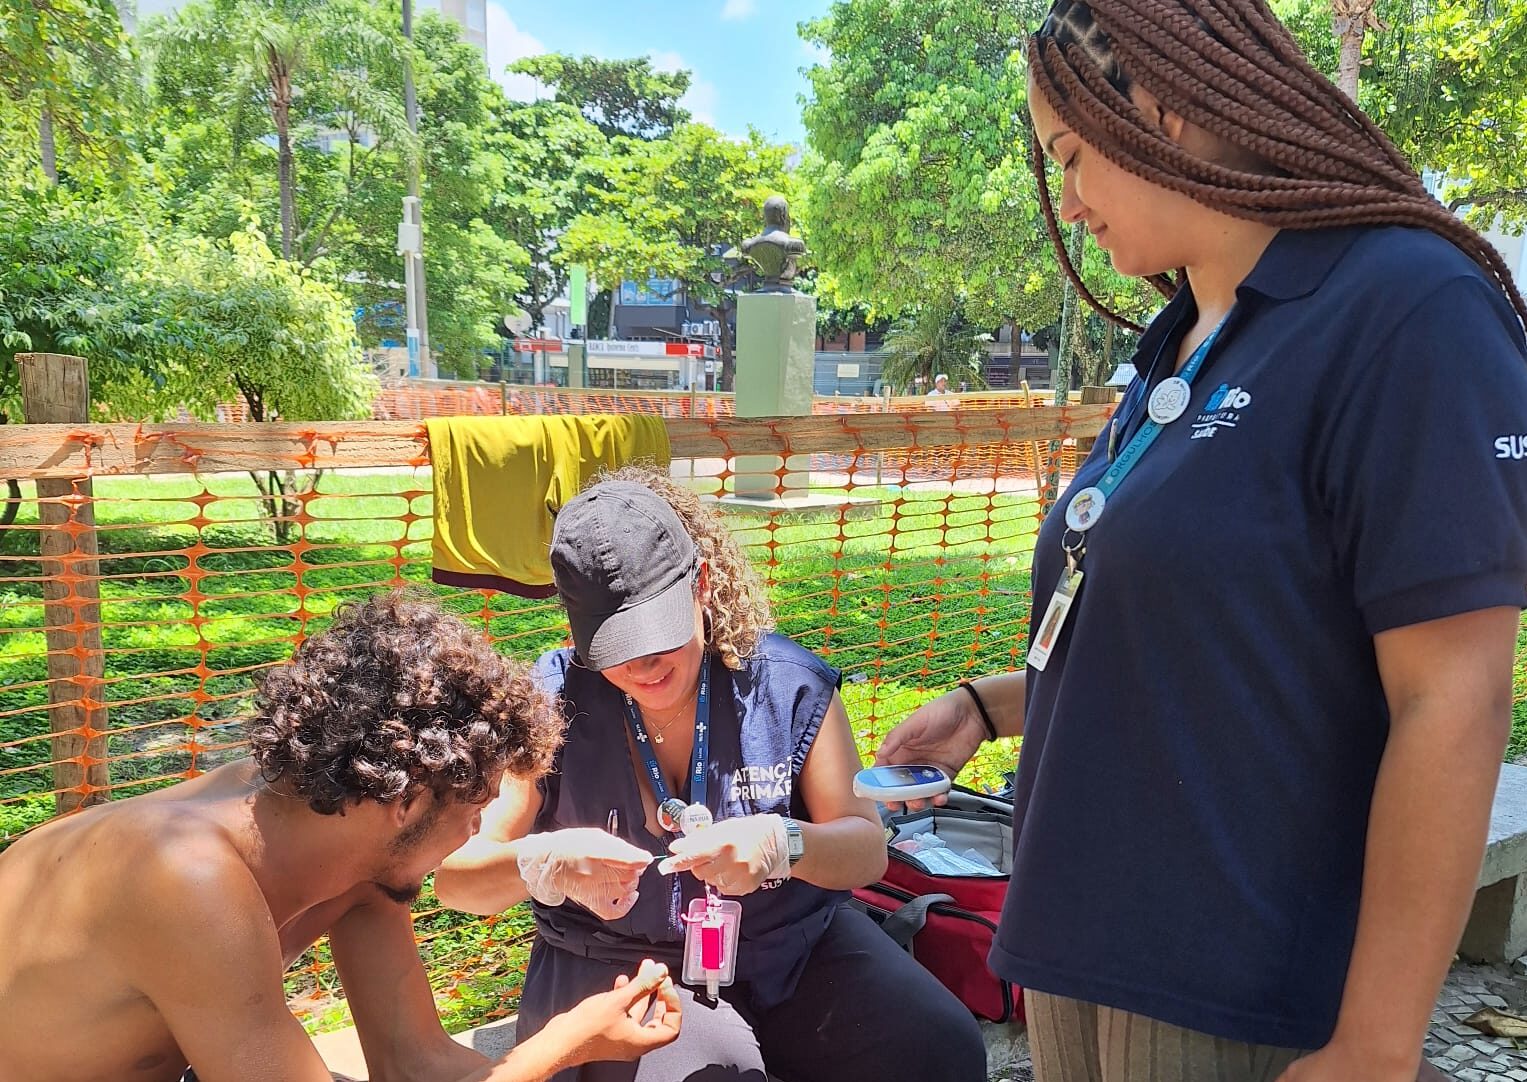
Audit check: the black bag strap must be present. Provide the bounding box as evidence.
[878,892,956,949]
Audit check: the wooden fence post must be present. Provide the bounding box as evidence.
[17,353,110,814]
[1075,385,1117,454]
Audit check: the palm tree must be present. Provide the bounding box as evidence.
[152,0,413,539]
[154,0,414,263]
[879,302,988,395]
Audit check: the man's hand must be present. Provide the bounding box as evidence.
[658,814,789,894]
[515,829,654,920]
[874,690,985,811]
[545,960,682,1069]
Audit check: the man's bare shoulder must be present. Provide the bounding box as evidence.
[0,775,269,953]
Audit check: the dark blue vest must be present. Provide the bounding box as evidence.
[531,634,846,1009]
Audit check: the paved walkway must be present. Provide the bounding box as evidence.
[1427,960,1527,1080]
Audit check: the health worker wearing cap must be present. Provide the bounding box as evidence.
[436,467,985,1082]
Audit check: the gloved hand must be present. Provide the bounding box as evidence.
[657,814,790,895]
[517,828,655,921]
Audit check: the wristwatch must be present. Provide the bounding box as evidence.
[781,817,805,866]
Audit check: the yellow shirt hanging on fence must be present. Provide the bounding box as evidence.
[426,415,671,597]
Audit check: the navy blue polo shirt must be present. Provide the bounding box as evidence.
[989,226,1527,1049]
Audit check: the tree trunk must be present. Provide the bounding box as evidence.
[1,478,18,528]
[270,56,296,261]
[1054,224,1087,397]
[276,126,295,261]
[1040,224,1088,517]
[1331,0,1372,100]
[716,300,736,393]
[39,109,58,183]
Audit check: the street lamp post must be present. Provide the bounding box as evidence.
[400,0,432,377]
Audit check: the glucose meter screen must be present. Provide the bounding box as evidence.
[866,766,943,786]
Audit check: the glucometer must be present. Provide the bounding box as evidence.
[852,764,953,803]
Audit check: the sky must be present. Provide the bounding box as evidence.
[486,0,833,147]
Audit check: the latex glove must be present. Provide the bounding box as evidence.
[873,688,984,811]
[657,813,789,895]
[516,828,654,920]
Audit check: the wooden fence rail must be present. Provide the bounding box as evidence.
[0,407,1112,481]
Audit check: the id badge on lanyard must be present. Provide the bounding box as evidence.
[1026,319,1226,671]
[623,653,739,995]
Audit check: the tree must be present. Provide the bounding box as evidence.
[799,0,1061,333]
[150,6,528,375]
[149,0,414,264]
[492,100,609,335]
[337,13,528,374]
[799,0,1161,389]
[0,183,170,424]
[509,54,690,140]
[0,181,373,534]
[0,0,134,182]
[1329,0,1384,100]
[133,227,376,540]
[557,123,794,390]
[1276,0,1527,228]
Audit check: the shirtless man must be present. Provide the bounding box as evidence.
[0,591,680,1082]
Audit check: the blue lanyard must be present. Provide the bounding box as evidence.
[622,652,711,815]
[1097,320,1225,498]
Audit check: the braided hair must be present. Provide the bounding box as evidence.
[1027,0,1527,334]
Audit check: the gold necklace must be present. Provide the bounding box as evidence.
[645,690,699,744]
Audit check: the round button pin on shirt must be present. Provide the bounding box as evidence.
[1148,376,1193,425]
[1065,486,1106,533]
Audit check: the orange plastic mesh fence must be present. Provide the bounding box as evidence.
[0,402,1122,1027]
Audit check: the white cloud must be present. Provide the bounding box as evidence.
[682,77,720,128]
[721,0,756,19]
[486,3,549,102]
[648,50,686,75]
[801,40,831,68]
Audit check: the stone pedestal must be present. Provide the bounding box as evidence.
[565,343,587,389]
[732,290,816,499]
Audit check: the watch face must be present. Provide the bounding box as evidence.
[786,820,805,861]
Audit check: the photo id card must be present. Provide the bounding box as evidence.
[1026,569,1083,672]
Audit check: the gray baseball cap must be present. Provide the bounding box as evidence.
[550,480,699,671]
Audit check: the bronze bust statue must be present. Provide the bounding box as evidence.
[737,195,807,291]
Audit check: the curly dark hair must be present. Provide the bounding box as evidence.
[249,590,563,815]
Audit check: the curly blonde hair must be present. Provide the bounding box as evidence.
[595,465,773,669]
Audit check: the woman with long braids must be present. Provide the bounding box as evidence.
[877,0,1527,1078]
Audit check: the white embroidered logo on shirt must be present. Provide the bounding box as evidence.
[1495,435,1527,460]
[1190,383,1253,440]
[729,762,792,801]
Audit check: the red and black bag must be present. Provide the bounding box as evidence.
[851,787,1022,1023]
